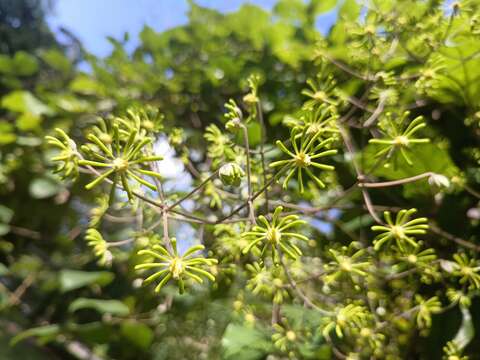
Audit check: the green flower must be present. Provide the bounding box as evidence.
[224,99,243,133]
[302,72,338,109]
[79,125,163,200]
[415,295,442,329]
[322,304,369,338]
[443,341,468,360]
[115,105,164,136]
[452,253,480,290]
[45,128,79,179]
[219,162,245,187]
[369,112,430,165]
[135,238,218,294]
[242,206,309,262]
[89,194,109,228]
[204,124,235,164]
[371,208,428,251]
[324,247,370,284]
[272,322,298,353]
[245,262,289,303]
[293,104,339,138]
[269,129,337,193]
[85,228,112,266]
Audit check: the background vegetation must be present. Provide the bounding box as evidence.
[1,0,480,359]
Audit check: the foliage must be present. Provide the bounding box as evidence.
[2,0,480,359]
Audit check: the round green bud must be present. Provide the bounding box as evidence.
[219,162,245,187]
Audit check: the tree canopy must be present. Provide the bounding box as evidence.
[1,0,480,359]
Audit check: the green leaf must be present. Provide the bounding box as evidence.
[222,324,271,360]
[0,55,13,74]
[339,0,360,20]
[39,49,72,75]
[1,91,53,116]
[29,177,61,199]
[16,112,42,131]
[69,74,105,96]
[13,51,39,76]
[69,298,130,316]
[0,122,16,145]
[452,306,474,350]
[247,122,262,147]
[312,0,337,14]
[58,270,114,292]
[10,325,60,346]
[120,321,154,349]
[364,142,459,198]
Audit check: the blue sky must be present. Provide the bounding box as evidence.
[47,0,337,57]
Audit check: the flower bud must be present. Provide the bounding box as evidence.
[219,162,245,187]
[428,173,450,188]
[225,117,241,133]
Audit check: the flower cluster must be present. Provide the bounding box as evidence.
[371,208,429,251]
[242,206,309,263]
[135,238,218,294]
[270,129,337,193]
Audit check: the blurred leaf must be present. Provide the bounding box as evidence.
[0,263,8,276]
[16,112,42,131]
[13,51,39,76]
[222,323,271,360]
[1,91,53,116]
[339,0,360,20]
[59,270,114,292]
[365,142,459,198]
[0,55,13,74]
[69,298,129,316]
[70,74,105,96]
[0,122,16,145]
[120,321,154,349]
[39,49,72,75]
[10,325,60,346]
[29,177,61,199]
[312,0,337,14]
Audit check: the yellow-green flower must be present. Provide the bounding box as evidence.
[371,208,428,251]
[242,206,309,262]
[45,128,79,179]
[135,238,218,294]
[79,125,163,200]
[269,129,337,193]
[369,112,429,165]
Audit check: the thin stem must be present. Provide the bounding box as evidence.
[216,166,287,224]
[359,172,434,188]
[277,246,333,316]
[338,125,383,224]
[256,101,269,213]
[167,170,218,211]
[430,224,480,252]
[242,124,255,223]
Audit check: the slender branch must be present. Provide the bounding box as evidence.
[363,95,386,127]
[359,172,434,188]
[242,124,255,223]
[216,166,287,224]
[167,170,218,211]
[430,224,480,252]
[278,247,333,316]
[338,125,383,224]
[256,101,269,213]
